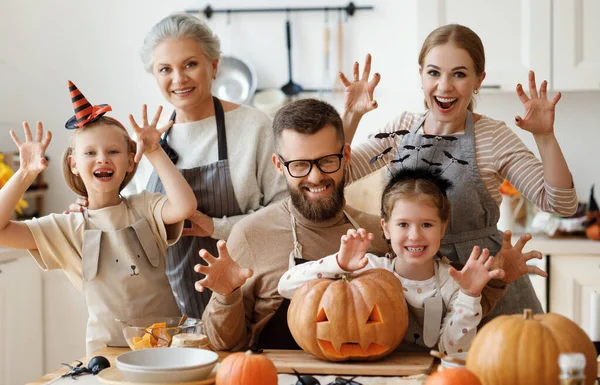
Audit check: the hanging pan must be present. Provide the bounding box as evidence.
[212,55,257,105]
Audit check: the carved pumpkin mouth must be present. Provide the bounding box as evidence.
[316,339,388,358]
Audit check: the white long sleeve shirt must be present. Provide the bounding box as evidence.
[278,254,482,354]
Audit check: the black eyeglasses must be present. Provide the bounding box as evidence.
[278,146,344,178]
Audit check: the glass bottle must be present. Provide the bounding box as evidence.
[558,353,586,385]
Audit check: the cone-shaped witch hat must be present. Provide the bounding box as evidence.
[65,81,112,129]
[589,184,598,212]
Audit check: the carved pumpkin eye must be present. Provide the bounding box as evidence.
[367,305,382,324]
[315,308,328,323]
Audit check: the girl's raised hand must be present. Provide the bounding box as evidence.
[129,104,173,163]
[514,70,561,136]
[336,228,373,272]
[9,121,52,175]
[339,53,380,116]
[194,240,253,296]
[449,246,506,297]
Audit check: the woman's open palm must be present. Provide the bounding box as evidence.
[340,54,380,116]
[514,70,561,136]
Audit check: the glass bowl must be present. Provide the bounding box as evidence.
[122,316,203,350]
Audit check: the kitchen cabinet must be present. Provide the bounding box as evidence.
[552,0,600,90]
[417,0,600,91]
[549,255,600,335]
[0,250,43,385]
[516,235,600,335]
[43,270,88,373]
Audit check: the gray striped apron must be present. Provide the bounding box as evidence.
[146,97,242,318]
[394,111,542,324]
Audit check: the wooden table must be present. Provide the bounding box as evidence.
[28,348,435,385]
[27,348,600,385]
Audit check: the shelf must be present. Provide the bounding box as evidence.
[23,189,46,199]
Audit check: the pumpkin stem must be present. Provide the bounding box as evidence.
[341,273,352,283]
[246,349,261,356]
[523,308,534,319]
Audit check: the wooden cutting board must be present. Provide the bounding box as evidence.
[261,350,435,376]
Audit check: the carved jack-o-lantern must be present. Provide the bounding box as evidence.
[287,268,408,361]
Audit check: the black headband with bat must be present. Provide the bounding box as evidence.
[384,167,453,198]
[369,130,469,177]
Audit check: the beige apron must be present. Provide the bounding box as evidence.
[257,210,360,350]
[81,199,180,354]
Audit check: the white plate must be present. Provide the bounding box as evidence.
[116,348,218,383]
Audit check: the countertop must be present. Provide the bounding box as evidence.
[512,234,599,255]
[26,347,600,385]
[0,245,28,264]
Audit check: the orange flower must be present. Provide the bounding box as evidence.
[0,154,29,215]
[499,179,521,197]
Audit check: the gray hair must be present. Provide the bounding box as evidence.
[140,12,221,72]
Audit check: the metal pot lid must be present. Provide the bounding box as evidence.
[212,55,257,105]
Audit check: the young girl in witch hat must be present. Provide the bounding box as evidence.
[0,81,197,354]
[278,168,544,354]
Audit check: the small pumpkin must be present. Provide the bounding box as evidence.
[425,367,481,385]
[287,268,408,362]
[466,309,597,385]
[216,350,277,385]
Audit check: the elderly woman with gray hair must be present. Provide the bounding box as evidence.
[119,13,287,317]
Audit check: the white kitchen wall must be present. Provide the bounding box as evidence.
[1,0,598,373]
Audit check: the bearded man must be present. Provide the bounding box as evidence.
[199,99,511,351]
[198,99,388,350]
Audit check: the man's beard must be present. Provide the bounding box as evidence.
[289,175,345,222]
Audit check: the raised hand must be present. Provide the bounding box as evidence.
[128,104,173,163]
[336,228,373,272]
[182,210,214,237]
[493,231,546,284]
[339,53,381,116]
[449,246,505,297]
[194,240,253,296]
[9,121,52,175]
[514,70,561,137]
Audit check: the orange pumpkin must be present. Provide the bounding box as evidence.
[215,350,277,385]
[466,309,597,385]
[584,215,600,241]
[426,367,481,385]
[287,268,408,361]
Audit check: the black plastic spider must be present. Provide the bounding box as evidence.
[59,356,110,380]
[329,376,362,385]
[291,369,363,385]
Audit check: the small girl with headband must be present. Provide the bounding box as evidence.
[279,168,542,354]
[0,81,197,353]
